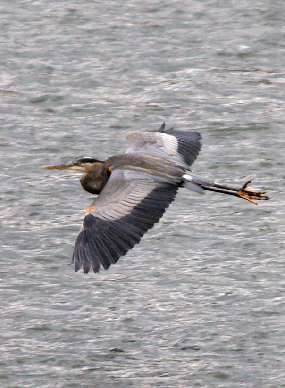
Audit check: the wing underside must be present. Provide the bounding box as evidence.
[72,169,179,273]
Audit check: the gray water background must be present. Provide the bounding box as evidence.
[1,1,285,387]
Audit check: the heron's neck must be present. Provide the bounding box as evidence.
[80,162,109,194]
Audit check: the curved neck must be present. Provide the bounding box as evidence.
[80,162,109,194]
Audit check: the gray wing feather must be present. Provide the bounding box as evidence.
[72,169,178,273]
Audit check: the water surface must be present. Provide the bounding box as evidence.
[1,1,285,387]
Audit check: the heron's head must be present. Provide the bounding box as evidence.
[43,157,103,173]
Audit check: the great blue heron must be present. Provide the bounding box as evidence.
[44,123,268,274]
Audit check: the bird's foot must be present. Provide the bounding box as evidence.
[236,180,269,205]
[200,180,269,204]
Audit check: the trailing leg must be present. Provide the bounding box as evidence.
[199,180,269,204]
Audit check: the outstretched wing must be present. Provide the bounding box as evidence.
[72,169,179,273]
[126,125,202,168]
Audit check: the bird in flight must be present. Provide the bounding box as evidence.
[44,123,268,274]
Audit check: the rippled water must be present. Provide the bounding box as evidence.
[1,1,285,387]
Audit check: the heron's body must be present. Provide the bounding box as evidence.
[44,123,268,274]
